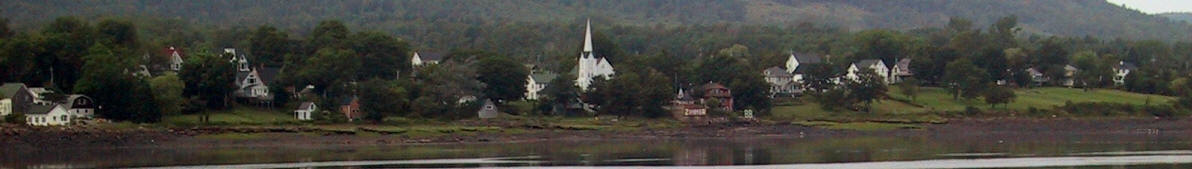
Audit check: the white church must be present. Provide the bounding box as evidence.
[575,20,616,90]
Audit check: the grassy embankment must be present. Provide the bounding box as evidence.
[149,106,685,139]
[774,87,1175,130]
[104,87,1171,134]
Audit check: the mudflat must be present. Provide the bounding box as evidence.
[2,118,1189,150]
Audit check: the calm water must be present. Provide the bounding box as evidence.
[6,133,1192,168]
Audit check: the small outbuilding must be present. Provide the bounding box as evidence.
[295,102,317,121]
[478,100,498,119]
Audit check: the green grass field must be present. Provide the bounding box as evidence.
[773,87,1174,122]
[162,107,299,126]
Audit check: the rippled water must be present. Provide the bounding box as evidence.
[6,132,1192,168]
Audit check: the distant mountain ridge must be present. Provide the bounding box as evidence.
[1,0,1189,40]
[1161,12,1192,24]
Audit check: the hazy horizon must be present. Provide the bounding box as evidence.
[1106,0,1192,14]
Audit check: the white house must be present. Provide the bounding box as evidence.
[1026,67,1048,85]
[235,67,280,102]
[524,72,558,100]
[763,66,796,96]
[168,47,184,71]
[294,102,316,121]
[63,95,95,118]
[784,52,824,83]
[411,52,444,66]
[1112,61,1137,86]
[1063,64,1079,87]
[890,58,913,83]
[26,104,71,126]
[0,83,33,116]
[847,59,890,83]
[575,20,615,90]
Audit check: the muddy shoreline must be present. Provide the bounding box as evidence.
[2,118,1190,150]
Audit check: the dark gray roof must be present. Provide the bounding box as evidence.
[856,59,884,68]
[531,72,558,84]
[792,63,817,74]
[793,53,823,64]
[27,104,59,115]
[419,52,445,61]
[0,83,27,99]
[764,66,792,77]
[258,67,281,84]
[236,72,250,84]
[64,95,93,109]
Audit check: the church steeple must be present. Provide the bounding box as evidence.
[583,19,593,53]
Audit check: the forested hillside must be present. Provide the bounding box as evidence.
[2,0,1188,39]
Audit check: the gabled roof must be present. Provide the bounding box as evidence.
[298,102,316,111]
[855,59,885,68]
[894,58,913,75]
[1064,65,1079,71]
[792,53,823,64]
[64,95,93,109]
[792,63,818,74]
[417,52,445,61]
[1026,67,1044,76]
[764,66,793,77]
[531,72,558,84]
[0,83,28,99]
[895,58,912,68]
[700,82,732,98]
[164,47,184,60]
[27,104,62,115]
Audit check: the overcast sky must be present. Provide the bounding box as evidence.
[1106,0,1192,14]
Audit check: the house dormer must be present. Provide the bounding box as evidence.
[238,57,250,72]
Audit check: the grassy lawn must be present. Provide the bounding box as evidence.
[887,87,1174,111]
[162,107,299,126]
[774,87,1174,122]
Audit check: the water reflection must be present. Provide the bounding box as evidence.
[4,132,1192,168]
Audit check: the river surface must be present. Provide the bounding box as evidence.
[6,133,1192,169]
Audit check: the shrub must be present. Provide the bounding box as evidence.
[4,114,26,124]
[964,106,982,116]
[1058,102,1137,116]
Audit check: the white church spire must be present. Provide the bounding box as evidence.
[583,19,593,53]
[575,19,614,91]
